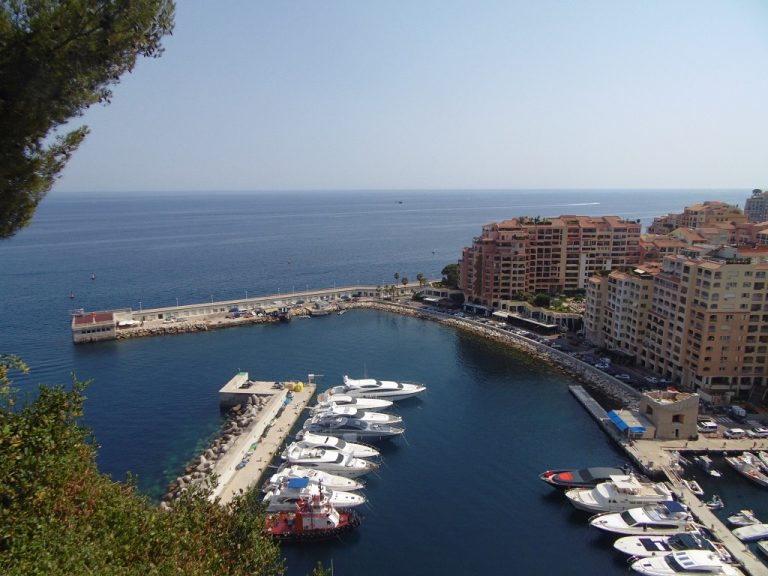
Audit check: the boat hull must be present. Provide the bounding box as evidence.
[265,509,361,542]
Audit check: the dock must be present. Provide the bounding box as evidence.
[570,385,768,576]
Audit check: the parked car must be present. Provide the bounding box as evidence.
[724,428,746,439]
[747,427,768,438]
[644,376,659,384]
[697,421,718,434]
[615,373,631,381]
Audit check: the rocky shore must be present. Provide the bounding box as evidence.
[160,394,271,508]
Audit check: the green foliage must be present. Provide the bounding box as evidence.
[0,362,284,576]
[0,0,175,238]
[440,263,459,288]
[532,293,551,308]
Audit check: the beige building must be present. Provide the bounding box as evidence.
[585,246,768,403]
[459,215,641,307]
[648,201,746,235]
[745,189,768,223]
[639,390,699,440]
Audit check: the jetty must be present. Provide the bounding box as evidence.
[570,385,768,576]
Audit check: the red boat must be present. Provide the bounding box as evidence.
[264,495,360,542]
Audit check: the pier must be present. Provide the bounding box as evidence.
[571,385,768,576]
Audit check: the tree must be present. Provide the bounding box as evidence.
[0,0,176,238]
[393,272,399,283]
[441,263,459,288]
[533,293,551,308]
[400,276,408,287]
[416,272,426,286]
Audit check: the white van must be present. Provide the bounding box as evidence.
[697,421,718,434]
[724,428,746,439]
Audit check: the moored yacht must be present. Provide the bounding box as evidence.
[263,477,366,511]
[282,445,378,477]
[614,531,731,561]
[724,453,768,488]
[303,415,405,442]
[284,432,380,460]
[566,475,673,513]
[539,466,629,489]
[313,394,394,412]
[727,509,759,527]
[630,550,744,576]
[312,404,403,425]
[322,375,426,401]
[732,523,768,542]
[265,465,365,492]
[264,498,360,542]
[589,501,692,535]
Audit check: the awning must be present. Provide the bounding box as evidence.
[492,311,511,319]
[607,410,646,434]
[287,477,310,489]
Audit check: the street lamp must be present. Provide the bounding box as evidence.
[175,297,179,307]
[139,301,142,312]
[210,294,213,304]
[245,290,248,301]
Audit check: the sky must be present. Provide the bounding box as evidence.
[54,0,768,193]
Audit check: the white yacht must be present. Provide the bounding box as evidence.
[630,550,744,576]
[282,445,378,478]
[724,453,768,488]
[566,474,673,513]
[283,432,380,460]
[262,477,366,511]
[727,509,759,527]
[589,501,692,535]
[614,531,731,561]
[265,465,365,492]
[312,405,403,425]
[322,375,426,401]
[732,523,768,542]
[313,393,394,412]
[302,415,405,442]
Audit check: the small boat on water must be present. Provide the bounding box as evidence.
[695,455,722,477]
[705,494,724,510]
[682,479,704,497]
[263,477,366,511]
[614,531,731,562]
[757,540,768,559]
[727,509,760,527]
[264,497,360,542]
[282,446,378,478]
[313,393,394,412]
[302,415,405,442]
[265,465,365,492]
[725,453,768,488]
[286,431,380,459]
[589,501,693,536]
[565,474,673,513]
[538,466,630,489]
[733,522,768,542]
[630,550,743,576]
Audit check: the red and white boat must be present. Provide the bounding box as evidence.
[264,496,361,542]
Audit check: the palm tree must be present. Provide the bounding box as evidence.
[401,276,409,287]
[416,273,426,286]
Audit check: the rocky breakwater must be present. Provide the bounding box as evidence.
[160,394,269,509]
[116,315,277,340]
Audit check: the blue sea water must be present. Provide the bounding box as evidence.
[0,188,756,575]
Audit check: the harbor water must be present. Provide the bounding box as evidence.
[0,188,759,575]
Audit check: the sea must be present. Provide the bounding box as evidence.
[1,188,764,576]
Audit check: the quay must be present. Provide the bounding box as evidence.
[162,372,316,508]
[571,385,768,576]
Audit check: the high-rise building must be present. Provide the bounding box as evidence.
[745,189,768,223]
[459,215,641,307]
[584,246,768,403]
[647,201,746,234]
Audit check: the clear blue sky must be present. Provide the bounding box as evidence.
[55,0,768,193]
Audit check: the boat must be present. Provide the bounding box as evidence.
[323,375,427,401]
[311,404,403,425]
[705,494,724,510]
[282,445,378,477]
[302,415,405,442]
[262,477,366,511]
[265,465,365,492]
[757,451,768,473]
[565,474,673,513]
[538,466,630,489]
[589,501,693,535]
[732,522,768,542]
[614,531,732,562]
[727,509,760,527]
[337,310,346,316]
[695,455,722,478]
[264,497,361,542]
[629,550,744,575]
[682,480,704,497]
[757,540,768,559]
[724,453,768,488]
[313,393,394,412]
[285,431,380,459]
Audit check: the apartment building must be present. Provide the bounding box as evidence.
[647,201,746,235]
[745,189,768,223]
[585,246,768,402]
[459,215,641,307]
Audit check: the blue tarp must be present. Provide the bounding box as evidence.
[607,410,646,434]
[287,477,310,489]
